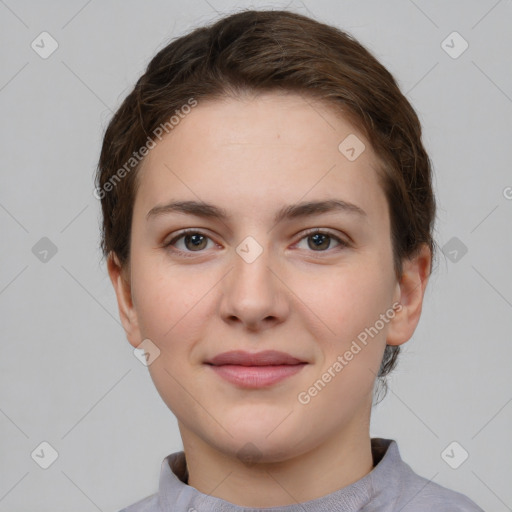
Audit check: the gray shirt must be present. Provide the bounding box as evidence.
[119,438,484,511]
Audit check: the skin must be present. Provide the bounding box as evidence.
[108,91,431,507]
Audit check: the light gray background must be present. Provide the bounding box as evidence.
[0,1,511,511]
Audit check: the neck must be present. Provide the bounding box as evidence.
[179,416,373,507]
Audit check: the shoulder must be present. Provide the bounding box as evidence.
[368,438,485,511]
[394,457,484,511]
[117,492,159,512]
[395,476,484,511]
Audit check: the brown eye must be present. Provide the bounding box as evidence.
[164,230,214,255]
[296,229,349,253]
[181,233,208,251]
[308,232,332,250]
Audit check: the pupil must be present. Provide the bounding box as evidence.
[310,233,329,250]
[187,234,205,250]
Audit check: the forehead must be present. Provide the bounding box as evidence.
[134,92,388,225]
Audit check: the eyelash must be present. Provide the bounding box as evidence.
[163,228,350,258]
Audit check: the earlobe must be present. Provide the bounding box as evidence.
[386,244,432,347]
[107,252,142,348]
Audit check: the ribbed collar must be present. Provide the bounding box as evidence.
[156,438,400,511]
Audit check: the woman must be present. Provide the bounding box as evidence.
[96,9,484,511]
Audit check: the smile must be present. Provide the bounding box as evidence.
[204,350,308,389]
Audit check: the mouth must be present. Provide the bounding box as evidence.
[204,350,308,389]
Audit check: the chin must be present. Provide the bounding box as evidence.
[207,419,313,465]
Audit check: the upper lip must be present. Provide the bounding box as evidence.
[205,350,306,366]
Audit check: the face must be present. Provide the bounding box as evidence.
[109,91,429,463]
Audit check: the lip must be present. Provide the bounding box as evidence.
[205,350,307,389]
[206,350,306,366]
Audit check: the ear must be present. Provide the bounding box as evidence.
[107,252,142,349]
[386,243,432,346]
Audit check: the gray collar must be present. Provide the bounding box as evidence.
[156,438,400,511]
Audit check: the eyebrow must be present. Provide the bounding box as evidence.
[146,199,367,224]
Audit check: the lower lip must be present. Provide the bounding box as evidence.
[208,364,306,388]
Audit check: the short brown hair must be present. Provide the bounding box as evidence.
[95,9,437,401]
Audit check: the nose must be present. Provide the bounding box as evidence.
[219,242,289,332]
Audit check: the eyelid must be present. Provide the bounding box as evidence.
[298,227,349,242]
[163,228,217,250]
[293,227,350,251]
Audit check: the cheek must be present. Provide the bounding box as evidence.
[295,259,393,344]
[131,266,210,409]
[131,260,215,346]
[295,268,391,416]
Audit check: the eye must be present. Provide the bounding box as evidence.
[163,229,216,256]
[295,228,349,253]
[163,227,350,258]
